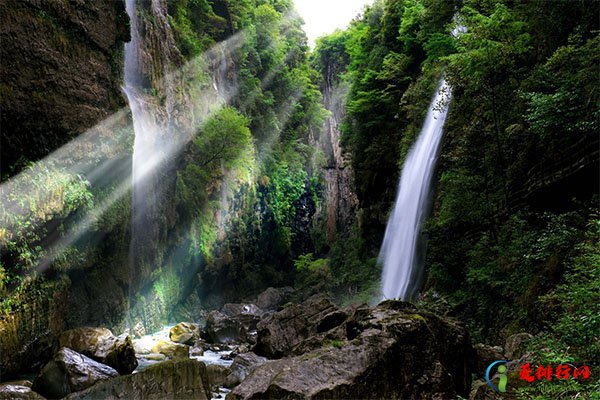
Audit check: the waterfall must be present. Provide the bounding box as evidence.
[124,0,161,302]
[379,79,452,301]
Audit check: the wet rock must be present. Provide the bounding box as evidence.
[58,327,137,374]
[246,330,258,345]
[206,364,231,386]
[255,287,295,311]
[253,294,338,358]
[190,343,205,357]
[169,322,201,344]
[150,339,189,359]
[64,359,211,399]
[504,333,533,360]
[224,352,268,388]
[229,300,473,399]
[139,353,167,362]
[0,381,44,400]
[32,347,118,399]
[205,311,246,344]
[230,343,251,358]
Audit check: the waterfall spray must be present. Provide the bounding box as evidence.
[124,0,162,316]
[379,79,452,301]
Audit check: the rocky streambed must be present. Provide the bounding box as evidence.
[1,287,481,399]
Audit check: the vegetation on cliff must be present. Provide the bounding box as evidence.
[0,1,597,396]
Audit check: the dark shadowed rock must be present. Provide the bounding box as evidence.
[229,300,473,400]
[253,295,338,358]
[221,304,264,331]
[473,343,504,376]
[316,309,348,333]
[0,0,129,172]
[224,352,268,388]
[58,327,137,374]
[32,347,118,399]
[206,311,246,344]
[64,359,210,399]
[255,287,294,311]
[0,381,44,400]
[206,364,231,386]
[170,322,201,344]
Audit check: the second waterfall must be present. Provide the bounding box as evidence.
[379,79,452,301]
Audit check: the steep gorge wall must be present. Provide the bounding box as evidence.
[0,0,129,174]
[313,76,358,243]
[0,0,130,378]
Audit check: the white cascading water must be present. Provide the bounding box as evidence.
[379,79,452,301]
[124,0,161,305]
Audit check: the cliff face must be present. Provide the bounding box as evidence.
[314,69,358,243]
[0,0,129,175]
[0,0,129,378]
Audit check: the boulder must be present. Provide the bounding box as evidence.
[504,333,533,360]
[58,327,137,374]
[221,303,264,331]
[150,340,189,359]
[32,347,118,399]
[190,343,205,357]
[205,311,246,344]
[64,359,211,399]
[229,300,473,399]
[0,381,44,400]
[224,352,268,388]
[253,294,338,358]
[255,287,294,311]
[169,322,201,344]
[206,364,231,386]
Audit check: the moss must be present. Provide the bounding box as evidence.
[324,339,345,349]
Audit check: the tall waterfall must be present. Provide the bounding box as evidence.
[379,79,452,301]
[124,0,161,295]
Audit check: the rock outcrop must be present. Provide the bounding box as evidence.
[134,336,190,360]
[0,381,44,400]
[169,322,201,344]
[64,359,210,399]
[0,0,131,378]
[473,343,504,376]
[253,295,339,358]
[32,347,118,399]
[58,327,137,374]
[225,352,268,388]
[205,311,247,344]
[229,300,473,400]
[0,0,129,171]
[255,287,294,311]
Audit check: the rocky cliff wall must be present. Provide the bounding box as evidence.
[0,0,131,379]
[0,0,129,174]
[313,72,358,243]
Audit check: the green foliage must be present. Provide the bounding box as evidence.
[263,158,307,226]
[177,106,253,218]
[0,164,93,287]
[533,219,600,363]
[167,0,231,57]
